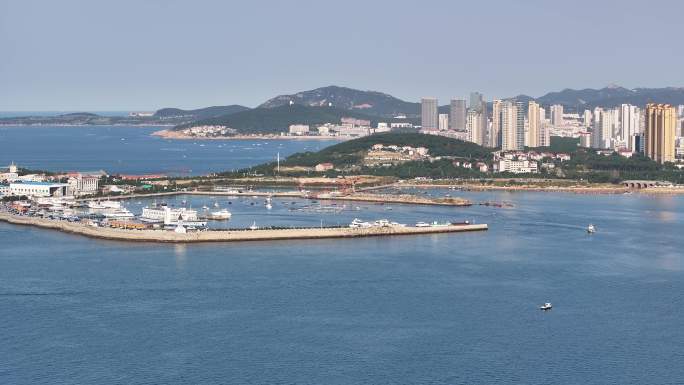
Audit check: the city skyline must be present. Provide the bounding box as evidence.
[2,0,683,110]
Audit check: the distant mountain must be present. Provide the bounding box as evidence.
[258,85,420,118]
[154,105,250,120]
[534,86,684,110]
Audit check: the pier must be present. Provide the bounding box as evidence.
[0,212,487,243]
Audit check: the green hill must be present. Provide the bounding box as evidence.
[173,104,385,134]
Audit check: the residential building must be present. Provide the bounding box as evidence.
[501,101,523,151]
[550,104,564,127]
[450,99,466,131]
[466,109,485,146]
[528,101,541,148]
[489,100,503,148]
[438,114,449,131]
[421,97,438,130]
[645,103,676,164]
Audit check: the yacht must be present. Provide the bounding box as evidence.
[101,208,135,219]
[213,202,220,208]
[249,221,259,230]
[265,196,273,210]
[415,222,431,227]
[540,303,553,311]
[88,200,122,210]
[206,209,232,220]
[430,221,451,227]
[349,218,372,228]
[587,224,596,234]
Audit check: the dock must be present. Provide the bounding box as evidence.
[0,212,487,243]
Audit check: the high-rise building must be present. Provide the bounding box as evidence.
[466,109,485,146]
[528,101,541,148]
[550,104,564,127]
[583,109,592,127]
[620,104,638,145]
[645,103,676,164]
[501,101,523,151]
[469,92,484,112]
[421,97,438,130]
[450,99,466,131]
[538,107,550,147]
[489,100,503,148]
[438,114,449,131]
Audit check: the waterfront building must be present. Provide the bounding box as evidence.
[645,103,676,164]
[496,158,538,174]
[620,104,639,150]
[438,114,449,131]
[421,97,438,130]
[450,99,466,131]
[67,174,100,196]
[9,181,70,197]
[289,124,310,135]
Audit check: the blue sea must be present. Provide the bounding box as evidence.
[1,127,684,384]
[0,125,338,175]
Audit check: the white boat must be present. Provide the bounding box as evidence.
[415,222,431,227]
[249,221,259,230]
[349,218,372,228]
[587,224,596,233]
[540,302,553,311]
[202,205,209,210]
[101,208,135,219]
[88,200,122,210]
[430,221,451,227]
[265,196,273,210]
[207,209,232,220]
[213,202,220,208]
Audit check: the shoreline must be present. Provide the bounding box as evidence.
[0,212,487,243]
[151,129,346,141]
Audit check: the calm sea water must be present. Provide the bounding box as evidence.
[0,125,338,175]
[2,190,684,384]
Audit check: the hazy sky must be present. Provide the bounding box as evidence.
[1,0,682,111]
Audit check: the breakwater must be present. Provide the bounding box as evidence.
[0,212,487,243]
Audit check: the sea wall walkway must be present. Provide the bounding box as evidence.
[0,212,487,243]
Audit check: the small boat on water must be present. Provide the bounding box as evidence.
[214,202,220,208]
[249,221,259,230]
[202,205,209,210]
[540,303,553,311]
[587,224,596,234]
[265,196,273,210]
[206,209,232,220]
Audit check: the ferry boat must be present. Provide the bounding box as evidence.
[540,302,553,311]
[101,208,135,219]
[587,224,596,234]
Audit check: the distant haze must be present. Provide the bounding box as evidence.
[1,0,681,111]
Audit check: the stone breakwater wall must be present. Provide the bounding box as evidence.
[0,212,487,244]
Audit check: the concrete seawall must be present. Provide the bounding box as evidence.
[0,212,488,243]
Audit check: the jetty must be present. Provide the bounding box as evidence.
[0,212,487,243]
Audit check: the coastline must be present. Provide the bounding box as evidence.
[151,129,346,141]
[0,211,487,243]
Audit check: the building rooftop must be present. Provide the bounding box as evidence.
[9,181,69,187]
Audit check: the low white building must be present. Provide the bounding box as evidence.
[289,124,310,135]
[497,159,539,174]
[9,181,70,197]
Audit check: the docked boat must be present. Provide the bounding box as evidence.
[430,221,451,227]
[101,208,135,219]
[206,209,232,220]
[88,200,122,210]
[587,224,596,233]
[142,203,205,227]
[415,222,431,227]
[249,221,259,230]
[540,302,553,311]
[265,196,273,210]
[349,218,372,228]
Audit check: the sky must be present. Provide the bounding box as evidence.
[1,0,682,111]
